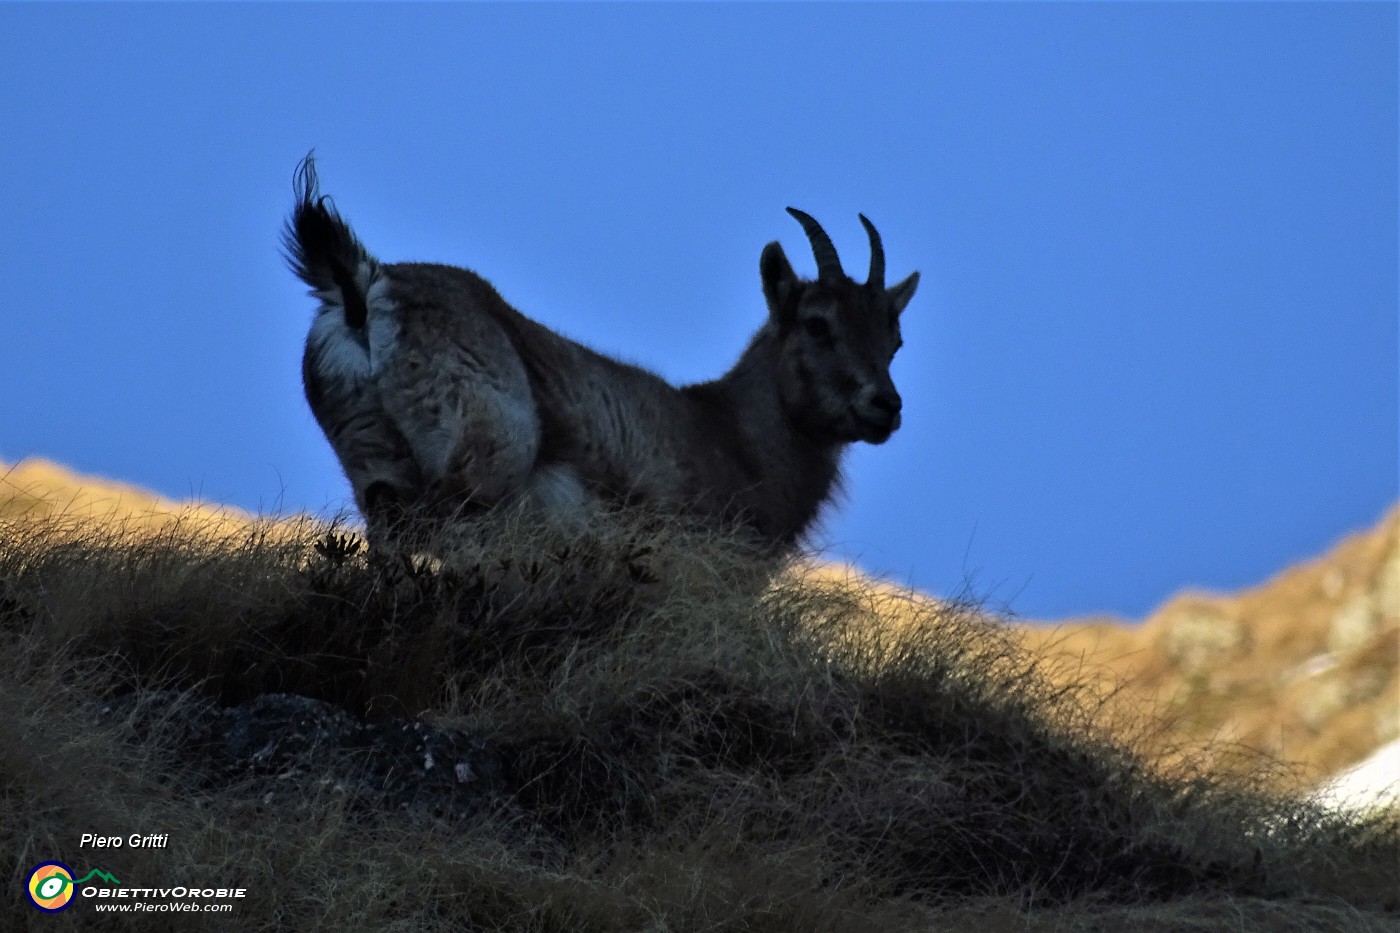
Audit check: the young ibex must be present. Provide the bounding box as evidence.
[286,158,919,553]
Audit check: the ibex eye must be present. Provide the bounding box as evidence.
[803,318,831,339]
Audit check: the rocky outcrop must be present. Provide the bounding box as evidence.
[1158,600,1250,674]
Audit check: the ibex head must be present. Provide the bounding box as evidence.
[760,208,920,445]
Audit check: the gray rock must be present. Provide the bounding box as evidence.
[1328,591,1381,655]
[1160,603,1248,674]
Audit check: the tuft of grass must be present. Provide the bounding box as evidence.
[2,505,1396,931]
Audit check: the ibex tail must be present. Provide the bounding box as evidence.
[283,154,381,330]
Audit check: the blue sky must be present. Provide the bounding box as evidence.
[1,4,1394,621]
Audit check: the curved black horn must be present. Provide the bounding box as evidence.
[786,207,843,280]
[858,214,884,289]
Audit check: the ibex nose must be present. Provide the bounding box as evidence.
[869,389,902,418]
[858,387,902,442]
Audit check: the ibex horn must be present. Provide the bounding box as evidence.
[786,207,844,281]
[859,214,884,289]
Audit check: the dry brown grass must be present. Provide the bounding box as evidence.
[2,465,1397,930]
[8,455,1394,787]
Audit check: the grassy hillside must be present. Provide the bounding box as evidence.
[7,456,1394,789]
[3,459,1397,930]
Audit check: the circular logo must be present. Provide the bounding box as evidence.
[26,862,76,912]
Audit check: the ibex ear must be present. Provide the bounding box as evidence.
[887,271,920,316]
[760,241,800,324]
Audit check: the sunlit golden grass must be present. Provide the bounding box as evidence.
[3,496,1396,931]
[1017,506,1400,791]
[0,457,272,538]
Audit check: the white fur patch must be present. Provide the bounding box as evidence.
[305,261,398,382]
[307,311,371,383]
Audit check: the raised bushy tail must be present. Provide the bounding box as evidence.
[282,155,378,329]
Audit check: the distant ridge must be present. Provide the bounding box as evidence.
[1020,504,1398,790]
[1,456,271,538]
